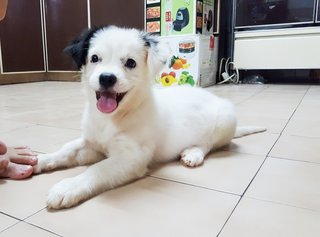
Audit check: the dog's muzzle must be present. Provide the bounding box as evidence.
[96,73,127,113]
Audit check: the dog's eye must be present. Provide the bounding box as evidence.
[90,55,99,63]
[125,58,136,69]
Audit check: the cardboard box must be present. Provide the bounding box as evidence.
[155,34,218,87]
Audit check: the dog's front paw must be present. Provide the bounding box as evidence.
[47,177,88,209]
[33,154,57,174]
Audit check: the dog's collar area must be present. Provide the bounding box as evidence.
[95,90,127,113]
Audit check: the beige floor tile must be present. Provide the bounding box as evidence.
[0,214,19,232]
[205,84,267,94]
[283,118,320,138]
[245,157,320,211]
[0,106,38,120]
[221,95,253,105]
[308,85,320,91]
[223,132,279,156]
[151,151,265,195]
[238,93,304,106]
[38,113,82,130]
[26,177,239,237]
[236,104,295,120]
[270,135,320,163]
[238,100,302,111]
[206,86,264,104]
[261,85,309,93]
[250,89,306,99]
[1,82,319,236]
[219,197,320,237]
[0,82,83,120]
[1,125,81,153]
[0,167,86,219]
[0,119,34,133]
[293,104,320,119]
[1,106,81,125]
[237,115,287,134]
[283,86,320,138]
[299,96,320,107]
[1,222,58,237]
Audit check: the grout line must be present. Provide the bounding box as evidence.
[0,211,23,222]
[33,124,81,132]
[216,134,281,237]
[0,221,22,234]
[279,133,320,140]
[0,124,37,135]
[216,85,312,236]
[22,222,63,237]
[277,86,311,135]
[21,208,63,237]
[239,86,311,197]
[245,196,320,214]
[235,85,270,106]
[148,175,240,197]
[216,197,242,237]
[21,207,47,221]
[216,194,320,237]
[0,211,55,235]
[0,209,61,236]
[268,155,320,165]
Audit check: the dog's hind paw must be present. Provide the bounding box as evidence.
[180,147,205,167]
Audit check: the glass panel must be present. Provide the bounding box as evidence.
[236,0,316,28]
[317,0,320,22]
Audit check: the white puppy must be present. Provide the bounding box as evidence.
[34,26,265,209]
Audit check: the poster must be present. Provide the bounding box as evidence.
[157,35,199,87]
[161,0,196,36]
[146,0,161,34]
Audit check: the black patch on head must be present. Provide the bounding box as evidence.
[141,32,159,48]
[64,26,105,69]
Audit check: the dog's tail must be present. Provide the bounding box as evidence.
[234,126,267,138]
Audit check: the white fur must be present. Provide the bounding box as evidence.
[34,26,265,209]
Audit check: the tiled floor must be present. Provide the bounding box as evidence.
[0,82,319,237]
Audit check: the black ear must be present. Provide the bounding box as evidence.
[141,32,170,76]
[64,27,102,69]
[141,32,160,48]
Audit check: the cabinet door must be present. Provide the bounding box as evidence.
[235,0,315,28]
[0,0,45,73]
[90,0,144,29]
[44,0,88,71]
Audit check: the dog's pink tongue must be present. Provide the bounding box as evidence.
[97,94,117,113]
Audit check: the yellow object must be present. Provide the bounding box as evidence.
[160,75,177,86]
[182,63,190,69]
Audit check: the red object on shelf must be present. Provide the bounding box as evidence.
[210,35,214,49]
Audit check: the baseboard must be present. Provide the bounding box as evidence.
[0,72,81,85]
[45,72,81,82]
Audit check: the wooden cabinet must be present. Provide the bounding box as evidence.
[0,0,145,81]
[44,0,88,71]
[0,0,45,72]
[90,0,144,29]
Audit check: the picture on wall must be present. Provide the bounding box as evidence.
[161,0,195,36]
[146,0,161,34]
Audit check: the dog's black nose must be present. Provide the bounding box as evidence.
[99,73,117,88]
